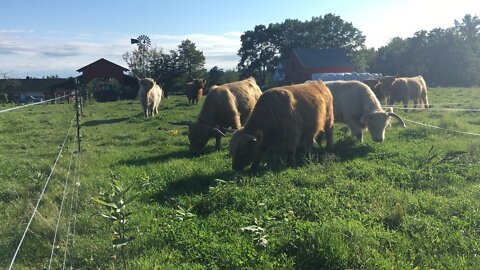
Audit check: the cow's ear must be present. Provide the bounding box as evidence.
[384,107,393,113]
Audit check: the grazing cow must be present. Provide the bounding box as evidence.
[229,80,334,171]
[186,79,206,105]
[390,76,430,111]
[363,79,385,103]
[376,76,397,103]
[325,80,405,142]
[171,77,262,153]
[138,77,163,117]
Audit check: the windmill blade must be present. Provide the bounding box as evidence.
[137,35,151,48]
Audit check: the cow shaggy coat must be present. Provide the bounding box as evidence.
[376,76,397,103]
[325,80,405,142]
[390,76,430,111]
[186,79,206,105]
[187,77,262,153]
[229,80,334,171]
[138,78,163,117]
[363,79,385,104]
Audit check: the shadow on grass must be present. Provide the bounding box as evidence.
[235,137,375,175]
[118,148,192,166]
[151,169,237,204]
[332,137,376,161]
[117,145,221,166]
[83,117,130,127]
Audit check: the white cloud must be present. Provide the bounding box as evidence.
[150,32,241,69]
[0,30,241,78]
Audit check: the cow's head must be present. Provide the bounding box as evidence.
[138,78,155,91]
[377,76,396,99]
[193,79,206,89]
[188,123,225,153]
[361,107,405,142]
[229,129,263,171]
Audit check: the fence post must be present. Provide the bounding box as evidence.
[74,81,81,154]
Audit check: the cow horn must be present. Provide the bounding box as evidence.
[212,127,226,138]
[388,112,406,128]
[168,121,192,126]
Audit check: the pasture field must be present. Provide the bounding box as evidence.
[1,87,480,269]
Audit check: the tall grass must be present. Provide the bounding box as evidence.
[1,88,480,269]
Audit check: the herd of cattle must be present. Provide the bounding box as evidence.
[137,75,430,171]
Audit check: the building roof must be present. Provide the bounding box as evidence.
[292,48,352,69]
[76,58,129,72]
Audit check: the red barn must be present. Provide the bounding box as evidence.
[76,58,139,101]
[76,58,129,84]
[284,48,353,84]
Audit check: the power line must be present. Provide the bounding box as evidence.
[8,119,74,270]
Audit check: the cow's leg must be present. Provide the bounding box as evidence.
[214,136,222,151]
[250,158,261,171]
[347,120,363,142]
[350,126,363,142]
[325,126,334,152]
[286,132,301,166]
[422,93,429,108]
[316,133,323,147]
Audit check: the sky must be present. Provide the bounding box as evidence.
[0,0,478,78]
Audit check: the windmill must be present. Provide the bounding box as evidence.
[130,35,151,77]
[130,34,151,51]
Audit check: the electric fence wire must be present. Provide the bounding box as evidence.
[47,138,76,270]
[8,118,75,270]
[0,94,71,114]
[382,105,480,112]
[403,118,480,137]
[62,147,81,270]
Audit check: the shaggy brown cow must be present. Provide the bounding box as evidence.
[363,79,385,103]
[390,76,430,111]
[229,80,334,171]
[186,79,206,105]
[376,76,397,103]
[172,77,262,153]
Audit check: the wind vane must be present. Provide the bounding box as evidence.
[130,35,151,51]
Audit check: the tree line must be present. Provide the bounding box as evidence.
[123,39,239,97]
[124,13,479,92]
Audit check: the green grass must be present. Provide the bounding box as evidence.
[1,88,480,269]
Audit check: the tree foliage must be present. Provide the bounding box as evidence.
[206,66,224,88]
[373,14,480,86]
[123,39,207,96]
[237,13,366,84]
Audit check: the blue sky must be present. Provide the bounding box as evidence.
[1,0,478,78]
